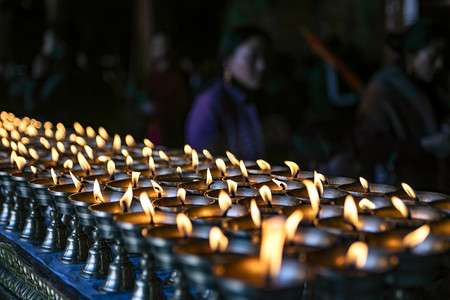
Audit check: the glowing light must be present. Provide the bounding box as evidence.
[107,160,115,177]
[51,147,59,162]
[256,159,271,171]
[209,227,228,252]
[96,136,106,148]
[140,192,155,222]
[391,196,409,218]
[343,195,361,229]
[73,122,85,135]
[202,149,213,160]
[345,241,368,269]
[184,144,192,155]
[285,161,299,177]
[93,179,105,203]
[259,185,272,206]
[119,184,133,212]
[226,151,239,166]
[142,147,152,157]
[131,171,140,187]
[143,138,154,148]
[260,216,286,281]
[125,134,135,147]
[159,150,169,162]
[63,159,73,170]
[191,149,199,169]
[226,180,237,196]
[302,180,320,218]
[98,127,109,140]
[250,198,261,227]
[401,183,417,200]
[284,210,303,242]
[359,177,370,192]
[51,168,58,185]
[218,190,232,212]
[239,160,249,180]
[272,178,287,190]
[57,141,65,153]
[403,225,430,248]
[77,152,91,175]
[84,145,94,160]
[14,156,26,171]
[69,172,83,191]
[215,158,226,176]
[86,126,96,138]
[359,198,376,210]
[113,134,121,152]
[176,213,192,237]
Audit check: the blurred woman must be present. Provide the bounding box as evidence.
[185,26,271,160]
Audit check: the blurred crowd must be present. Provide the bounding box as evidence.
[1,1,449,192]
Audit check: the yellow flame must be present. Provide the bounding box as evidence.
[218,190,232,212]
[26,125,38,136]
[97,155,110,162]
[69,171,82,191]
[344,195,361,229]
[113,134,121,151]
[20,137,29,144]
[215,158,226,176]
[142,147,152,157]
[205,168,213,186]
[272,178,287,190]
[302,180,320,217]
[56,122,64,131]
[151,180,164,195]
[126,156,133,168]
[125,134,135,147]
[239,160,248,179]
[250,198,261,227]
[191,149,199,169]
[96,136,106,149]
[226,179,237,195]
[98,126,109,140]
[84,145,94,160]
[14,156,26,171]
[176,213,193,237]
[51,147,59,162]
[69,133,76,142]
[143,138,154,148]
[10,141,17,151]
[86,126,96,138]
[63,159,73,169]
[391,196,409,218]
[403,225,430,248]
[44,128,53,138]
[345,241,368,269]
[314,171,324,195]
[75,136,86,146]
[401,183,417,199]
[140,192,155,221]
[30,166,37,175]
[10,150,17,165]
[176,166,182,176]
[77,152,91,174]
[57,141,65,153]
[149,157,156,172]
[121,149,129,157]
[259,185,272,205]
[70,145,78,154]
[202,149,213,160]
[285,210,304,242]
[40,137,50,149]
[93,179,105,203]
[256,159,271,171]
[119,184,133,211]
[359,177,369,192]
[2,138,9,148]
[55,129,65,141]
[359,198,376,210]
[184,144,192,155]
[51,168,58,185]
[285,161,299,177]
[159,150,169,162]
[107,160,115,176]
[209,227,228,252]
[226,151,240,166]
[43,121,52,130]
[177,188,186,202]
[17,142,27,155]
[73,122,85,135]
[131,171,140,186]
[260,216,286,281]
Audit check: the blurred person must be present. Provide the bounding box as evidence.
[355,19,450,191]
[145,32,191,147]
[185,25,270,159]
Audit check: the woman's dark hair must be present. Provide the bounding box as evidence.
[404,19,448,54]
[219,25,271,61]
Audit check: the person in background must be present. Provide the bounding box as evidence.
[355,19,450,191]
[185,26,270,160]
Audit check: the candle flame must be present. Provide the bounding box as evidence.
[345,241,368,269]
[239,160,248,180]
[344,195,361,229]
[20,137,29,144]
[149,157,155,173]
[142,147,152,157]
[77,152,91,174]
[2,138,9,148]
[98,126,109,140]
[143,138,154,148]
[86,126,96,138]
[176,166,182,176]
[26,125,38,136]
[314,171,324,195]
[10,141,17,151]
[191,149,199,169]
[391,196,409,218]
[125,134,135,147]
[51,168,58,185]
[96,136,106,148]
[215,158,226,176]
[177,188,186,202]
[121,149,129,157]
[29,148,39,160]
[159,150,169,162]
[43,121,52,130]
[107,160,115,176]
[403,225,430,248]
[84,145,94,160]
[119,184,133,212]
[302,180,320,217]
[256,159,271,171]
[11,130,21,141]
[205,168,213,186]
[226,151,240,166]
[359,177,370,192]
[63,159,73,170]
[14,156,26,171]
[218,190,232,212]
[272,178,287,190]
[284,210,303,243]
[209,227,228,252]
[30,165,37,175]
[250,198,261,227]
[73,122,85,135]
[69,171,82,191]
[113,134,121,151]
[44,128,53,138]
[176,213,192,237]
[40,137,50,149]
[131,171,140,187]
[57,141,65,153]
[70,145,78,154]
[260,216,286,281]
[126,156,133,168]
[401,182,417,200]
[285,161,299,177]
[140,192,155,221]
[55,129,65,141]
[151,180,164,195]
[10,150,17,165]
[17,141,27,155]
[184,144,192,155]
[226,179,237,196]
[93,179,105,203]
[202,149,213,160]
[75,136,86,146]
[359,198,376,210]
[98,155,110,162]
[259,185,272,206]
[51,147,59,162]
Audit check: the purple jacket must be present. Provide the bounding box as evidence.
[185,80,265,160]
